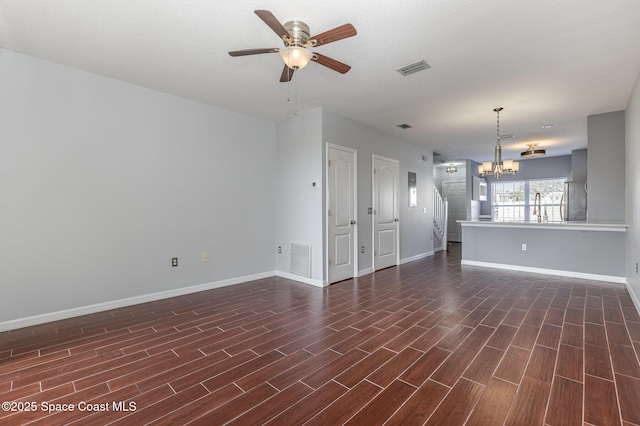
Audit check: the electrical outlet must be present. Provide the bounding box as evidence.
[172,257,178,267]
[278,246,282,254]
[202,252,208,262]
[521,244,527,251]
[361,246,365,253]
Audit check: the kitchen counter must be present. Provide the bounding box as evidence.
[459,220,627,282]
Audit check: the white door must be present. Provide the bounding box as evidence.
[443,181,466,242]
[373,155,399,271]
[327,145,357,284]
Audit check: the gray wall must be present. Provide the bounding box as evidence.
[0,47,436,326]
[322,109,434,274]
[480,155,572,215]
[571,149,588,182]
[0,49,277,324]
[588,111,626,223]
[462,225,625,277]
[275,109,324,284]
[626,70,640,309]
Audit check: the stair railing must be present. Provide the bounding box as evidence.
[433,186,448,250]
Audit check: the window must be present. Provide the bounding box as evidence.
[492,178,566,222]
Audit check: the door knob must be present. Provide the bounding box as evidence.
[350,220,356,225]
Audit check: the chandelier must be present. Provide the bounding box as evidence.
[478,107,519,179]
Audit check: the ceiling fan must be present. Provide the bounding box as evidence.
[228,10,357,82]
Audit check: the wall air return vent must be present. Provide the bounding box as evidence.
[396,59,431,76]
[290,242,311,277]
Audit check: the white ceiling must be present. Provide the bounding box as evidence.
[1,0,640,163]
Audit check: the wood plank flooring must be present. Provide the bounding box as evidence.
[2,243,640,425]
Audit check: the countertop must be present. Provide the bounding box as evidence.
[458,220,627,232]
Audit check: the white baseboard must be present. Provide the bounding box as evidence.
[358,253,434,276]
[461,260,626,284]
[400,251,434,265]
[0,271,278,332]
[275,271,326,288]
[625,282,640,316]
[358,268,374,277]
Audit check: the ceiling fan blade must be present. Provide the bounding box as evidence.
[280,65,295,82]
[228,48,279,57]
[309,24,357,47]
[255,10,289,39]
[312,53,351,74]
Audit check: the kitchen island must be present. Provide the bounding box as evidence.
[459,220,627,283]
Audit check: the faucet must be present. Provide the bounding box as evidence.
[533,192,542,223]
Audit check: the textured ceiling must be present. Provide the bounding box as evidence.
[1,0,640,162]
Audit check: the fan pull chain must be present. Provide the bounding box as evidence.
[282,49,297,115]
[284,66,298,116]
[294,72,298,115]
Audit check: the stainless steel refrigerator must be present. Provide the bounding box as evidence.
[562,181,587,222]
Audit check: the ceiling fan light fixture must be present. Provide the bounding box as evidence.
[279,46,313,70]
[229,11,356,82]
[521,143,546,158]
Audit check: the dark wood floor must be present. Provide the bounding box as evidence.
[2,243,640,425]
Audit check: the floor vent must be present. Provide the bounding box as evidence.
[396,59,431,76]
[290,242,311,277]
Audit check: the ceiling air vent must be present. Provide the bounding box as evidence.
[396,60,431,76]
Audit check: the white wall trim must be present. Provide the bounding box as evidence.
[401,251,435,265]
[359,253,434,275]
[0,271,277,332]
[276,270,326,288]
[461,260,626,284]
[358,267,374,277]
[625,281,640,316]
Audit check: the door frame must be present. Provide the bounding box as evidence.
[371,154,400,271]
[325,143,358,284]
